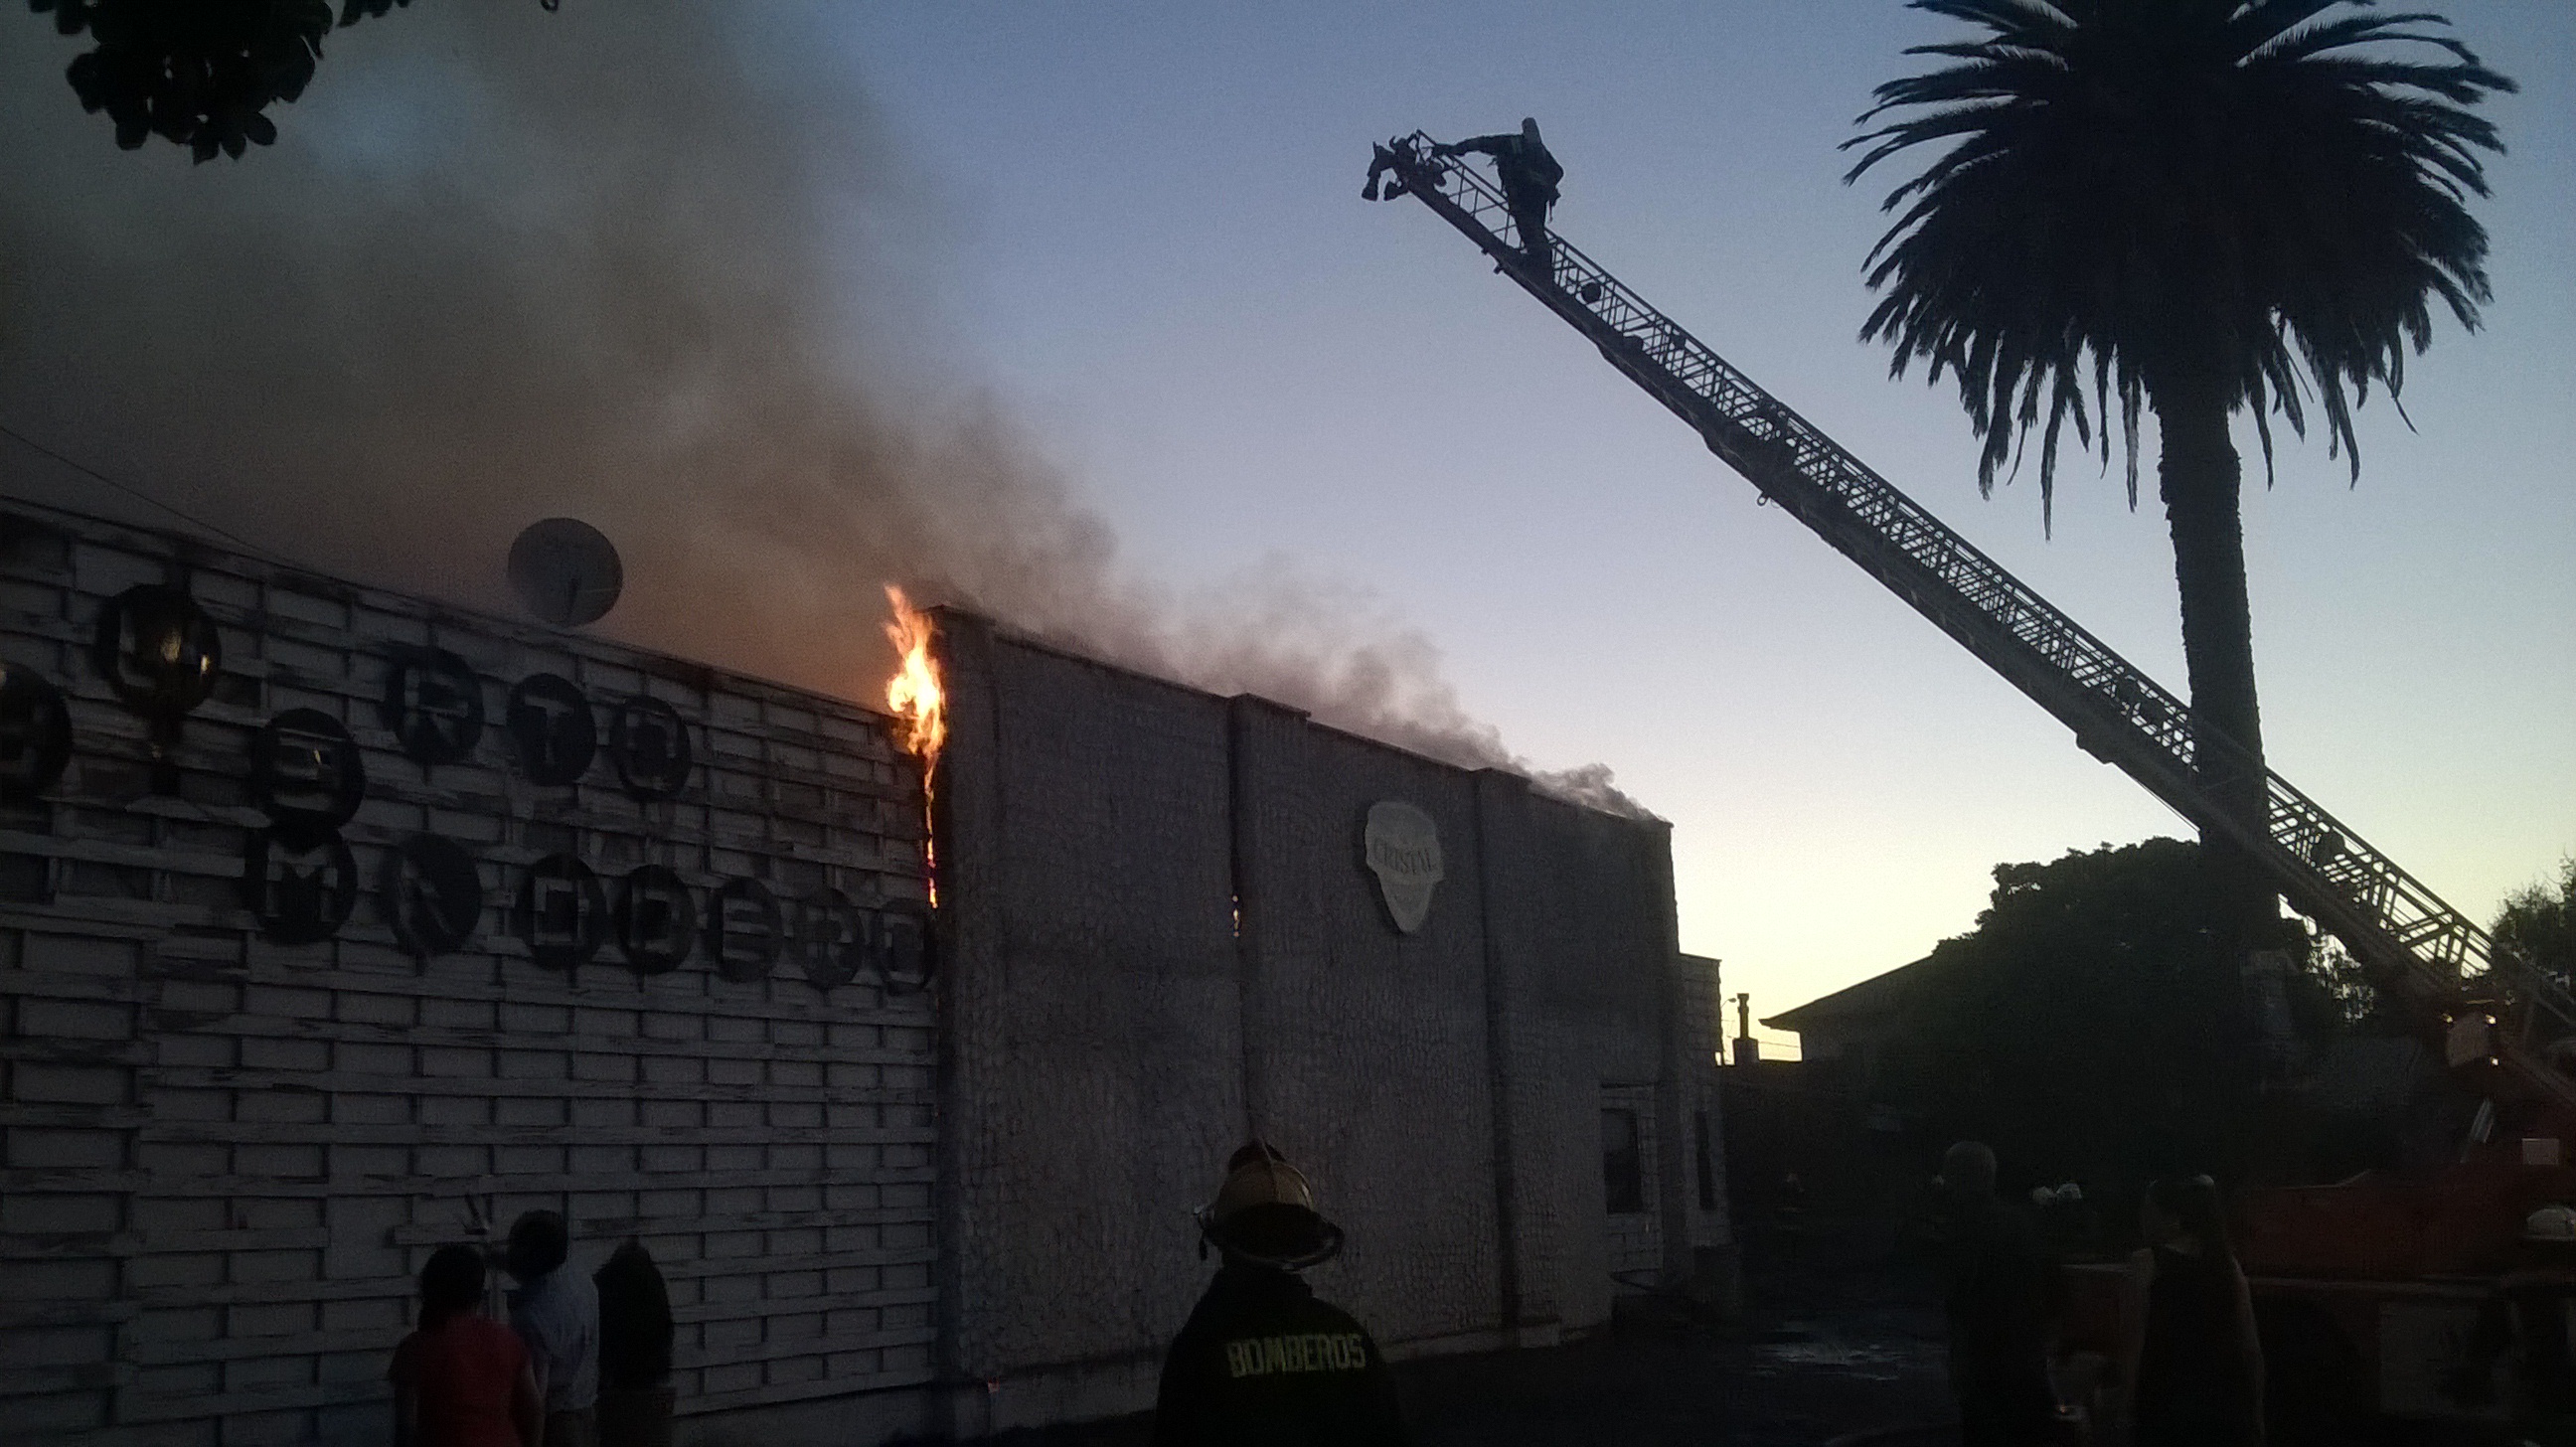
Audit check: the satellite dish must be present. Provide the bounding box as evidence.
[507,518,623,627]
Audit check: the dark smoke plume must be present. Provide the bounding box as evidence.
[0,3,1646,816]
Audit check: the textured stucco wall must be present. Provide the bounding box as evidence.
[1677,952,1729,1247]
[0,503,935,1443]
[1228,699,1503,1350]
[932,617,1245,1388]
[1505,792,1709,1332]
[933,612,1721,1399]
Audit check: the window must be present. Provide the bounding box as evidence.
[1602,1107,1645,1214]
[1694,1110,1719,1211]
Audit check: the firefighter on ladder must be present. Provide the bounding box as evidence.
[1437,119,1563,272]
[1367,120,1564,275]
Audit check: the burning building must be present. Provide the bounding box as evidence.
[0,498,1729,1443]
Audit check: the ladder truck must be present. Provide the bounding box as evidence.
[1368,131,2573,1440]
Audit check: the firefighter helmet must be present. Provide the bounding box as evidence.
[2525,1204,2576,1244]
[1199,1140,1344,1271]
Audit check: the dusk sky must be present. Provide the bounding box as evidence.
[5,3,2569,1056]
[828,2,2575,1051]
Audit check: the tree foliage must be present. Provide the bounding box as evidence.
[2496,857,2576,994]
[1844,0,2515,522]
[1880,838,2334,1198]
[28,0,416,161]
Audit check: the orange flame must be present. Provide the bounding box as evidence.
[884,585,946,765]
[883,586,944,907]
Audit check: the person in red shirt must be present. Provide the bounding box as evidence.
[390,1244,546,1447]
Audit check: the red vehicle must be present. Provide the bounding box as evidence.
[2053,1091,2576,1443]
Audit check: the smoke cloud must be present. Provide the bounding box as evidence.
[0,3,1645,816]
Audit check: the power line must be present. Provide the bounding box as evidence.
[0,418,280,561]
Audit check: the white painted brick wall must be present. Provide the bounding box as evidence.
[0,502,935,1443]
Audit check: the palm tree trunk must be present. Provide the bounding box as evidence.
[2151,377,2278,944]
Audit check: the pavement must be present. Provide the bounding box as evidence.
[1385,1299,1954,1447]
[996,1251,1958,1447]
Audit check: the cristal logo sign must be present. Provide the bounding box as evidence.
[1363,800,1442,935]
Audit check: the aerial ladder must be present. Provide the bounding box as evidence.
[1365,132,2574,1112]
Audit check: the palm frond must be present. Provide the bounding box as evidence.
[2226,0,2353,55]
[1908,0,2080,37]
[1849,0,2511,516]
[2263,11,2502,77]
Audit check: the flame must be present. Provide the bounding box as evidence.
[883,586,944,907]
[884,585,946,764]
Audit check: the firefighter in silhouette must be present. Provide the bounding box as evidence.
[2455,1204,2576,1443]
[1434,118,1563,272]
[1935,1141,2056,1447]
[1152,1141,1407,1447]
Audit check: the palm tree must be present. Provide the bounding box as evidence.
[1845,0,2513,938]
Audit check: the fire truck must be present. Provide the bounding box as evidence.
[1368,132,2572,1443]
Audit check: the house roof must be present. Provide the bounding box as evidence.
[1761,953,1940,1032]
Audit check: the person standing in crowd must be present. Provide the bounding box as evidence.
[2121,1175,2265,1447]
[2456,1204,2576,1442]
[594,1236,678,1447]
[507,1209,601,1447]
[1935,1141,2057,1447]
[1153,1141,1407,1447]
[389,1243,544,1447]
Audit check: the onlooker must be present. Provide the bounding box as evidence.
[2030,1181,2096,1258]
[389,1243,544,1447]
[2459,1204,2576,1438]
[507,1209,601,1447]
[594,1236,677,1447]
[1934,1141,2056,1447]
[2122,1175,2264,1447]
[1152,1141,1407,1447]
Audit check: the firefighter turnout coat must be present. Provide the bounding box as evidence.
[1152,1264,1407,1447]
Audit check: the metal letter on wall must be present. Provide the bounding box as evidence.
[608,696,693,799]
[519,852,607,970]
[707,877,782,983]
[244,830,360,945]
[507,673,595,785]
[91,584,221,788]
[90,583,222,720]
[1363,800,1444,934]
[873,896,934,994]
[615,865,697,975]
[381,647,484,766]
[249,709,368,837]
[0,661,72,800]
[380,834,484,956]
[790,887,863,991]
